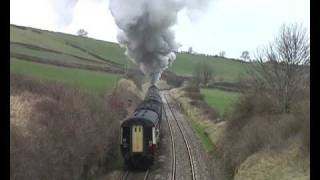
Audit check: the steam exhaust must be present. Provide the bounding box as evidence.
[109,0,207,85]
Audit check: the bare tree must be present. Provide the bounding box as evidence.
[77,29,88,37]
[188,47,193,54]
[240,51,250,61]
[248,23,310,113]
[219,51,226,58]
[192,62,214,86]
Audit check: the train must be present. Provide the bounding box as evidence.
[120,85,163,170]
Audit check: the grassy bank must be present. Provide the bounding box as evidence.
[170,53,249,82]
[189,119,215,154]
[172,87,240,154]
[214,90,310,179]
[200,88,240,116]
[170,85,309,180]
[10,58,120,96]
[170,88,220,155]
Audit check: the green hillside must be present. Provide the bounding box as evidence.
[10,23,252,98]
[11,58,119,96]
[10,25,132,66]
[10,24,249,83]
[172,53,249,82]
[200,88,240,115]
[10,25,127,95]
[11,26,96,60]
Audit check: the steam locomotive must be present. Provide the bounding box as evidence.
[120,85,162,169]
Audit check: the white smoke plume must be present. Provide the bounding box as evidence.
[109,0,208,85]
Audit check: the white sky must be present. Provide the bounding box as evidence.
[10,0,310,59]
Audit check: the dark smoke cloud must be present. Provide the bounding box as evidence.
[109,0,208,84]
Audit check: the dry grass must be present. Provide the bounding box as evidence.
[123,70,145,90]
[292,100,310,154]
[213,91,310,179]
[182,83,219,120]
[170,79,309,180]
[170,86,227,179]
[10,74,126,180]
[157,80,172,90]
[111,78,143,117]
[234,142,310,180]
[10,91,45,130]
[170,87,219,153]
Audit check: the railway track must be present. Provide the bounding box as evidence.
[163,96,176,180]
[120,92,197,180]
[163,93,197,180]
[121,168,149,180]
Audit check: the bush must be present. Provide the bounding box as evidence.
[214,91,310,179]
[182,82,204,101]
[292,100,310,154]
[192,61,214,86]
[181,82,219,120]
[124,70,144,90]
[185,92,204,101]
[183,84,200,93]
[10,74,124,180]
[161,71,185,87]
[212,23,310,179]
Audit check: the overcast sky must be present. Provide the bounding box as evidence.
[10,0,310,59]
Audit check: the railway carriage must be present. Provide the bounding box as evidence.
[120,85,162,169]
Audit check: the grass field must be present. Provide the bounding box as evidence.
[10,24,250,82]
[11,58,120,96]
[10,24,247,111]
[201,88,240,115]
[10,43,104,66]
[170,53,249,82]
[59,33,133,66]
[10,25,134,67]
[10,26,95,60]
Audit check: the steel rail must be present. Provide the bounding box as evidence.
[164,94,196,180]
[121,169,149,180]
[162,95,176,180]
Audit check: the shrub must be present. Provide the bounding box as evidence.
[212,23,310,179]
[185,92,204,101]
[124,70,144,90]
[181,82,219,120]
[10,74,124,180]
[214,90,310,179]
[161,71,185,87]
[292,100,310,154]
[183,84,200,93]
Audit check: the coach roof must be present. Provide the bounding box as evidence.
[121,109,159,127]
